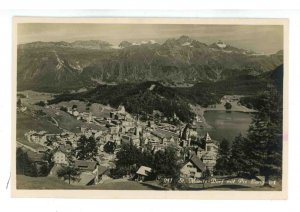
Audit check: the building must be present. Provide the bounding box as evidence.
[110,105,127,120]
[110,125,120,134]
[74,160,97,172]
[121,135,131,144]
[52,150,69,165]
[117,105,126,114]
[147,120,156,129]
[180,155,207,179]
[73,110,80,117]
[25,130,48,144]
[131,135,140,147]
[151,129,179,146]
[195,147,206,159]
[96,165,110,183]
[197,133,219,172]
[136,166,152,181]
[180,124,193,147]
[120,133,140,146]
[73,160,109,186]
[204,133,218,153]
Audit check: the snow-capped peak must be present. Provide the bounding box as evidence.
[149,40,157,44]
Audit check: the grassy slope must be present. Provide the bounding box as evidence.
[16,175,158,190]
[16,175,281,191]
[17,112,62,140]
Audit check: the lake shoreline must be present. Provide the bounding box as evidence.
[190,103,254,140]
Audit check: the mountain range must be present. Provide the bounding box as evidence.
[17,35,283,92]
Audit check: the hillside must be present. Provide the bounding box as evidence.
[48,65,283,122]
[17,36,283,92]
[49,81,195,122]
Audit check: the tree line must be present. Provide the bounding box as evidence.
[111,143,181,186]
[215,86,283,186]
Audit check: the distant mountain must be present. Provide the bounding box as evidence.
[19,40,112,50]
[71,40,112,49]
[209,41,256,55]
[119,41,133,48]
[260,64,284,93]
[17,36,283,92]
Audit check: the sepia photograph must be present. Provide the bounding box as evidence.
[12,18,288,199]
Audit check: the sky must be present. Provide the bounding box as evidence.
[18,23,283,54]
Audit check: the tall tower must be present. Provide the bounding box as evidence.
[205,132,212,151]
[87,112,92,123]
[205,132,212,142]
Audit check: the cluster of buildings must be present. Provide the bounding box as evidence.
[221,95,242,103]
[179,132,219,179]
[136,129,219,182]
[64,106,96,123]
[22,103,220,185]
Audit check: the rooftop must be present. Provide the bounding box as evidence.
[189,155,206,172]
[74,160,97,172]
[136,166,152,176]
[151,128,178,140]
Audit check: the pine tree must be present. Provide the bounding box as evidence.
[103,141,116,154]
[74,135,98,160]
[215,138,231,175]
[229,134,248,175]
[114,142,142,176]
[245,87,283,186]
[153,145,181,188]
[57,166,81,184]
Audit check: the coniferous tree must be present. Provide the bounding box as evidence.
[224,102,232,110]
[103,141,116,154]
[215,138,231,175]
[245,87,283,186]
[57,165,81,184]
[74,135,98,160]
[114,142,142,177]
[153,145,181,187]
[16,148,31,175]
[228,134,248,175]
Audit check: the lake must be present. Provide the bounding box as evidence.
[197,111,253,142]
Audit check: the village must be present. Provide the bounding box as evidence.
[17,92,219,188]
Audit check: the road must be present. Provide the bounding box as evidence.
[17,141,38,152]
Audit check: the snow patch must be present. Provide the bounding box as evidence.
[182,42,191,46]
[216,41,226,48]
[53,51,64,70]
[149,40,157,44]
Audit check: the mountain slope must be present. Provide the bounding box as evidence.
[49,81,195,122]
[17,36,283,92]
[48,64,283,122]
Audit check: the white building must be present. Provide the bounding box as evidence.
[52,151,69,165]
[180,155,207,179]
